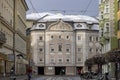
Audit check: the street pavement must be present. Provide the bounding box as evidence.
[0,75,28,80]
[0,75,82,80]
[31,76,82,80]
[1,75,117,80]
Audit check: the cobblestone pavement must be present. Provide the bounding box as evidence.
[0,75,28,80]
[31,76,82,80]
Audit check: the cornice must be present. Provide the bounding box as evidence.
[0,16,15,32]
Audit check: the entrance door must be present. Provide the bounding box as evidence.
[38,67,44,75]
[55,67,65,75]
[76,67,83,75]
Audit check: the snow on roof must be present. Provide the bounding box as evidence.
[26,12,98,23]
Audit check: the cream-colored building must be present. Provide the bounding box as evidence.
[0,0,28,76]
[27,13,100,75]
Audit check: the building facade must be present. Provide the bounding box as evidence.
[0,0,28,76]
[27,13,100,75]
[99,0,118,77]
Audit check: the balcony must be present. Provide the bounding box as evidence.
[0,31,6,44]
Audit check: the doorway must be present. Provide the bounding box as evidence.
[76,67,83,75]
[38,67,44,75]
[55,67,66,75]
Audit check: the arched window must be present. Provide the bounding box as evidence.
[39,24,44,27]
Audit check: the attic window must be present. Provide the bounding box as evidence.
[77,24,82,27]
[39,24,44,27]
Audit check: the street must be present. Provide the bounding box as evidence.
[31,76,82,80]
[0,75,83,80]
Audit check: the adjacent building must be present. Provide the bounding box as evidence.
[27,13,100,75]
[0,0,28,76]
[99,0,118,77]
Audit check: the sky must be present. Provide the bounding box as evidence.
[26,0,99,17]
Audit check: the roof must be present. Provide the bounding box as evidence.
[26,12,98,23]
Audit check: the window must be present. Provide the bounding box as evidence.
[66,58,70,62]
[89,36,93,41]
[105,23,109,32]
[100,11,103,19]
[88,24,92,30]
[78,48,81,52]
[96,49,99,52]
[51,48,54,52]
[40,58,43,62]
[39,48,43,52]
[66,49,70,52]
[50,58,55,63]
[66,35,69,39]
[58,44,62,51]
[104,4,109,13]
[77,24,82,27]
[39,36,43,40]
[78,36,81,40]
[96,37,99,42]
[39,24,44,27]
[58,58,62,63]
[59,35,61,39]
[118,1,120,10]
[101,28,103,36]
[89,48,93,53]
[51,35,53,39]
[78,58,81,62]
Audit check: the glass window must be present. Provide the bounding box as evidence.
[58,44,62,51]
[77,24,82,27]
[66,58,70,62]
[66,49,70,52]
[96,37,99,42]
[51,48,54,52]
[78,58,81,62]
[39,24,44,27]
[58,58,62,63]
[40,58,43,61]
[39,48,43,52]
[89,36,93,41]
[39,36,43,40]
[59,35,61,39]
[78,48,81,52]
[50,58,55,63]
[118,1,120,10]
[51,35,53,39]
[96,49,99,52]
[78,36,81,40]
[105,23,109,32]
[66,35,69,39]
[105,4,109,13]
[89,48,93,53]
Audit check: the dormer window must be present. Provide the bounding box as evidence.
[77,24,82,27]
[39,24,44,27]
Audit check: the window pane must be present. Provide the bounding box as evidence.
[39,36,42,40]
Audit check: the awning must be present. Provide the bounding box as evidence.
[0,52,7,60]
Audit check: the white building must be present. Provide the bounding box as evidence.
[27,13,100,75]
